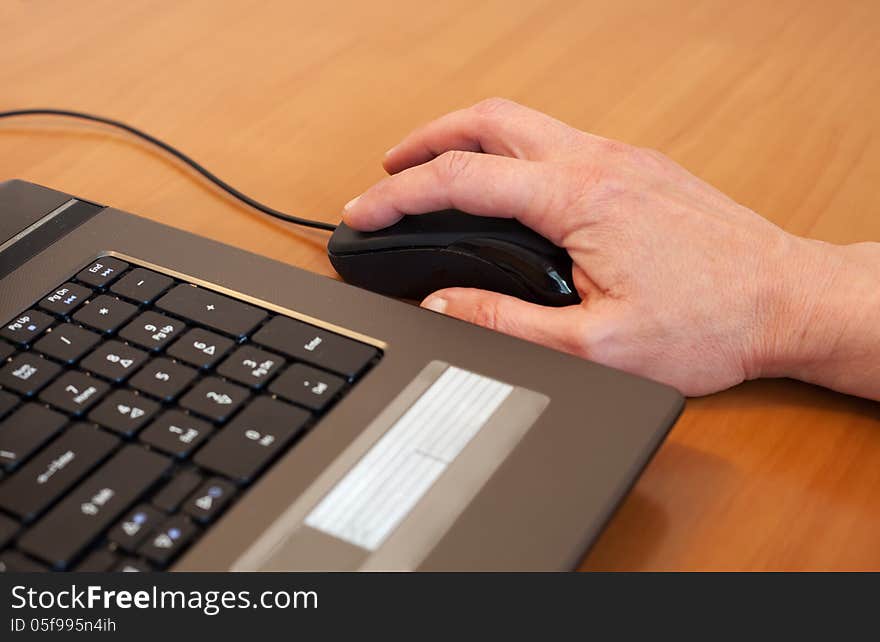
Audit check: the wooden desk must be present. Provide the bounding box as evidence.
[4,0,879,570]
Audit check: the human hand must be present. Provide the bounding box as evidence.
[343,98,880,398]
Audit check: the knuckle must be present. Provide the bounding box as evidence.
[470,298,502,330]
[435,149,475,184]
[594,137,631,157]
[472,96,515,116]
[558,161,623,211]
[631,146,669,168]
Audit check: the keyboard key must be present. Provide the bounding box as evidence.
[0,514,18,549]
[115,558,151,572]
[0,390,17,419]
[1,309,53,346]
[0,423,117,520]
[183,478,236,523]
[108,504,164,552]
[39,371,110,415]
[167,328,234,369]
[179,377,249,422]
[194,397,308,483]
[18,444,170,568]
[119,311,185,352]
[110,268,173,304]
[253,316,379,379]
[0,404,67,471]
[217,345,284,388]
[73,295,138,333]
[88,390,160,436]
[0,550,47,572]
[38,282,92,316]
[33,324,100,364]
[156,284,267,338]
[138,514,198,567]
[0,341,13,361]
[129,358,197,401]
[270,363,345,412]
[76,257,129,288]
[139,410,213,458]
[0,354,61,396]
[80,340,148,382]
[151,468,203,513]
[76,548,120,572]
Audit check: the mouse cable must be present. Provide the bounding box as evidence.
[0,108,337,232]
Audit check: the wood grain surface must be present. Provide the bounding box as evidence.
[3,0,879,570]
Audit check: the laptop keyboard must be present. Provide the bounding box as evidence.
[0,256,381,572]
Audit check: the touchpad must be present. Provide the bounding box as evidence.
[232,361,549,571]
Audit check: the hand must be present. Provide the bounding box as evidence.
[343,98,880,398]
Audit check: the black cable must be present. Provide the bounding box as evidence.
[0,108,337,231]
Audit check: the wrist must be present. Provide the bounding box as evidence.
[755,236,880,398]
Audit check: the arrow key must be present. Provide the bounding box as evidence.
[108,504,164,552]
[138,515,198,567]
[88,390,159,436]
[183,478,236,523]
[166,328,235,369]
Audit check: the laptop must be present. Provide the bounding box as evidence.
[0,179,682,571]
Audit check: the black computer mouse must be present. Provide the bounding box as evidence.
[327,210,581,307]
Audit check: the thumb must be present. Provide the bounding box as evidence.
[421,287,583,354]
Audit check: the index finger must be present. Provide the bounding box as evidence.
[383,97,582,174]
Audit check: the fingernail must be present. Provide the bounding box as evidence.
[343,195,360,211]
[422,296,447,314]
[384,144,398,158]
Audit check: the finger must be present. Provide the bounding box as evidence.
[383,97,581,174]
[343,150,573,243]
[421,287,585,355]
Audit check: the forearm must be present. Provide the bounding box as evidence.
[761,237,880,400]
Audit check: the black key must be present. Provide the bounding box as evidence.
[183,477,236,523]
[129,358,197,401]
[0,354,61,396]
[151,468,203,512]
[33,324,100,364]
[253,316,379,379]
[38,282,92,316]
[39,371,110,415]
[0,341,13,361]
[80,340,148,382]
[156,284,267,338]
[110,268,174,304]
[0,423,118,520]
[0,404,67,472]
[119,311,185,352]
[115,557,151,572]
[179,377,249,422]
[194,397,308,483]
[18,445,170,568]
[88,390,160,436]
[0,390,17,419]
[139,410,213,458]
[76,548,120,572]
[1,309,53,346]
[138,514,198,566]
[217,345,284,388]
[0,550,47,572]
[76,257,129,288]
[0,514,18,549]
[108,504,164,552]
[270,363,345,412]
[167,328,234,369]
[73,295,138,333]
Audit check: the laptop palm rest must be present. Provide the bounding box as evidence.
[232,361,549,571]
